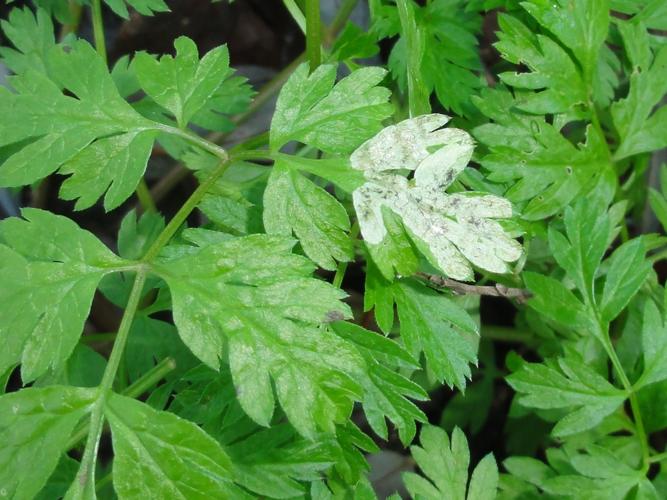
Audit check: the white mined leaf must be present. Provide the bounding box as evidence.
[351,114,521,281]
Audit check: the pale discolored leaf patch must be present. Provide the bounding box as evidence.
[351,114,522,281]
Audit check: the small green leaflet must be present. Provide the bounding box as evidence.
[227,425,334,498]
[0,7,56,75]
[548,198,611,299]
[393,280,479,390]
[352,114,521,280]
[0,39,159,211]
[495,13,586,117]
[365,268,480,391]
[503,450,653,499]
[535,446,648,499]
[506,357,627,437]
[599,238,650,322]
[270,63,393,154]
[103,0,169,19]
[378,0,484,116]
[637,300,667,389]
[0,386,96,500]
[0,209,124,381]
[332,321,427,444]
[134,37,237,129]
[263,159,353,271]
[154,234,366,438]
[403,425,499,500]
[105,393,250,499]
[495,0,612,116]
[612,22,667,159]
[473,88,611,221]
[395,0,430,117]
[329,22,380,63]
[520,0,610,93]
[523,272,590,331]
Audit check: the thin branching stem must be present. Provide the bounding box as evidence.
[305,0,322,71]
[90,0,107,65]
[73,270,147,493]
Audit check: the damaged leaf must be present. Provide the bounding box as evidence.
[351,114,522,281]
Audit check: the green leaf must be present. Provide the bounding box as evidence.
[648,187,667,233]
[329,22,379,62]
[381,0,484,116]
[503,456,556,490]
[393,280,479,390]
[521,0,609,85]
[395,0,430,116]
[263,159,353,270]
[105,393,249,499]
[0,40,158,210]
[270,63,393,154]
[549,198,611,298]
[35,344,106,388]
[103,0,169,19]
[190,74,255,133]
[495,13,588,117]
[638,300,667,388]
[0,386,96,500]
[352,114,521,281]
[271,154,365,193]
[154,235,366,437]
[507,357,627,436]
[403,425,498,500]
[35,456,80,500]
[117,209,165,260]
[134,37,233,129]
[441,343,497,434]
[0,7,56,76]
[612,22,667,159]
[227,425,333,499]
[600,238,650,322]
[522,272,589,330]
[363,259,396,333]
[542,445,643,499]
[332,321,427,444]
[0,208,124,381]
[365,207,420,280]
[59,130,158,211]
[474,87,611,220]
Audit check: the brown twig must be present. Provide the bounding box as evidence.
[416,272,531,304]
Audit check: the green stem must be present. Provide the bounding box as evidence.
[596,317,650,471]
[396,0,429,117]
[66,355,176,451]
[649,246,667,263]
[333,221,360,289]
[124,357,177,399]
[95,471,112,492]
[140,148,269,264]
[59,1,83,39]
[159,125,230,160]
[135,178,157,212]
[142,161,229,262]
[283,0,306,33]
[305,0,322,71]
[326,0,358,43]
[82,332,117,344]
[90,0,107,65]
[73,270,147,494]
[650,451,667,463]
[144,0,354,208]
